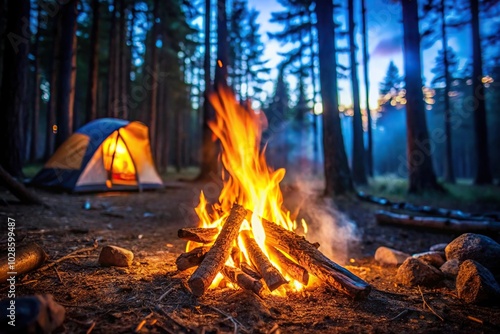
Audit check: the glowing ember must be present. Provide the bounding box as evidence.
[188,87,309,294]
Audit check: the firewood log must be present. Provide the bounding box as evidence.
[240,230,287,291]
[241,262,262,280]
[177,227,218,243]
[0,243,48,283]
[175,246,210,271]
[221,265,264,296]
[188,204,247,296]
[375,210,500,233]
[266,244,309,285]
[262,219,371,299]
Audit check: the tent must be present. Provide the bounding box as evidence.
[31,118,164,192]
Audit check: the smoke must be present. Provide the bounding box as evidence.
[287,179,360,265]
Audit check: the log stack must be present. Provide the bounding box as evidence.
[175,203,371,299]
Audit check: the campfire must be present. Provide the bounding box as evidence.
[176,88,370,299]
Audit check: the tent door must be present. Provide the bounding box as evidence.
[102,131,137,187]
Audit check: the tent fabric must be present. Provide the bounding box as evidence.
[31,118,164,192]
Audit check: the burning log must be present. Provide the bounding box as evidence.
[262,219,371,299]
[188,204,248,296]
[241,262,262,280]
[240,230,288,291]
[221,265,264,296]
[376,210,500,233]
[266,244,309,286]
[177,227,218,243]
[176,246,210,271]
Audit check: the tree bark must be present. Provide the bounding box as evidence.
[348,0,367,185]
[55,0,78,149]
[401,0,441,193]
[314,0,354,196]
[0,0,30,177]
[86,0,100,122]
[361,0,373,177]
[188,204,247,296]
[198,0,218,180]
[470,0,492,184]
[221,265,264,296]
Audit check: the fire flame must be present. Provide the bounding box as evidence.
[189,87,309,294]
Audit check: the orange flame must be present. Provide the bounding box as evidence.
[190,87,309,294]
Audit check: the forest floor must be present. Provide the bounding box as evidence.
[1,171,500,333]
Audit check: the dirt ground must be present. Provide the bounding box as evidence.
[1,179,500,334]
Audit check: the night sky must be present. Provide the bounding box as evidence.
[249,0,473,110]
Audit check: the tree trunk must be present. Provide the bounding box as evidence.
[148,0,160,154]
[401,0,441,193]
[86,0,100,123]
[118,0,128,119]
[214,0,228,88]
[348,0,367,186]
[470,0,492,184]
[439,0,455,183]
[44,16,60,160]
[55,0,78,149]
[30,3,42,162]
[314,0,354,196]
[107,1,116,118]
[198,0,218,180]
[0,0,30,177]
[361,0,373,177]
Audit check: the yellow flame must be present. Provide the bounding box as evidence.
[190,87,309,294]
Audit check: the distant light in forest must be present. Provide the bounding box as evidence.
[217,60,223,67]
[313,103,323,115]
[52,125,58,134]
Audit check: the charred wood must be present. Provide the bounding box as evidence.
[266,244,309,285]
[177,227,218,244]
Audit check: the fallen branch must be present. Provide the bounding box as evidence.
[418,286,444,321]
[376,210,500,233]
[0,165,49,207]
[240,230,287,291]
[38,242,98,272]
[188,204,247,296]
[262,218,371,299]
[0,243,48,282]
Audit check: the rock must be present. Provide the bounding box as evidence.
[445,233,500,275]
[456,260,500,305]
[396,257,443,287]
[375,246,410,266]
[99,245,134,267]
[440,259,460,277]
[429,243,448,252]
[412,251,445,268]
